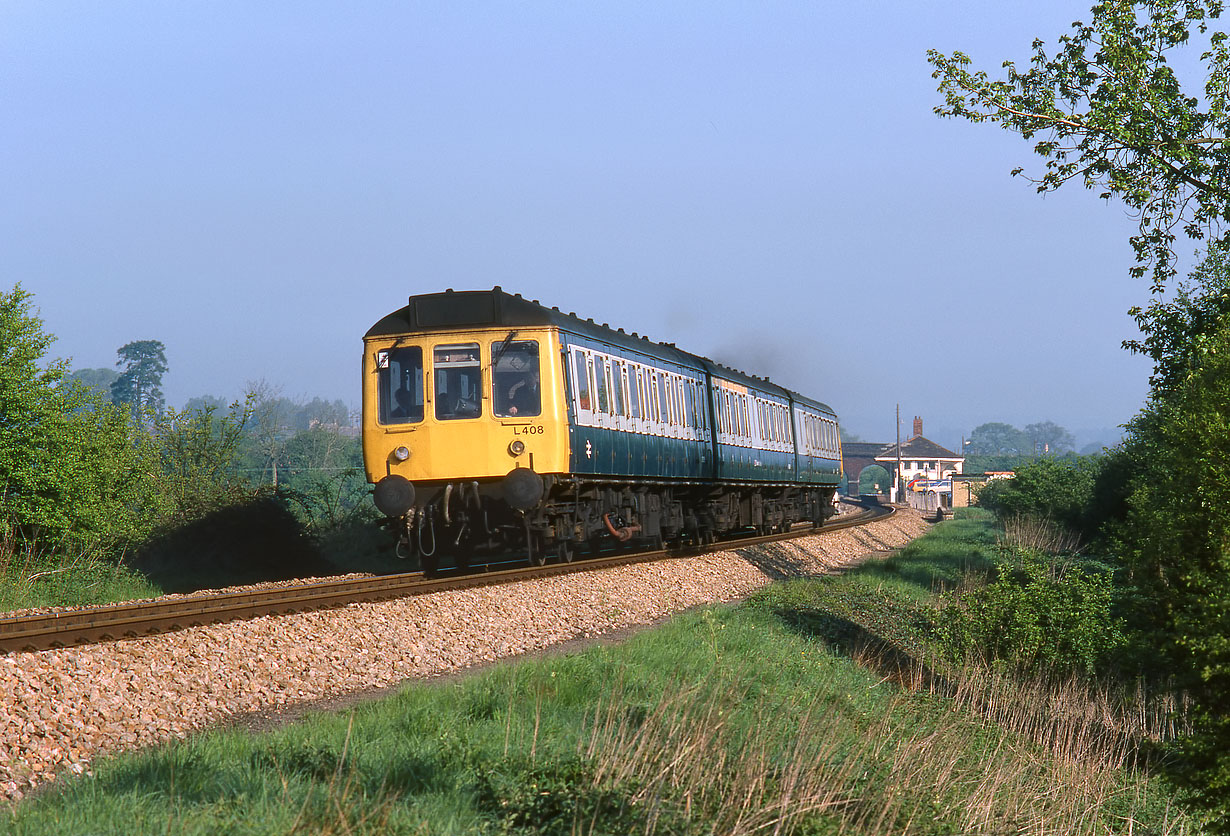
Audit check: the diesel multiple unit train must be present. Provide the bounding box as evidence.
[362,288,842,571]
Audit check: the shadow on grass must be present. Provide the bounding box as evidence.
[128,496,335,593]
[772,604,956,697]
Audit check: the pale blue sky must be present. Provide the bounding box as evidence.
[3,2,1162,449]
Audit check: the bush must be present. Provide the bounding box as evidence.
[1114,318,1230,827]
[935,547,1125,676]
[974,456,1103,541]
[1,285,159,552]
[149,399,257,524]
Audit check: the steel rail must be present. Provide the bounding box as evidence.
[0,502,894,654]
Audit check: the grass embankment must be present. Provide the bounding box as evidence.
[0,499,386,611]
[6,510,1194,834]
[0,536,160,612]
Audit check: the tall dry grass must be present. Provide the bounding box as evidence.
[577,658,1194,836]
[1001,513,1083,554]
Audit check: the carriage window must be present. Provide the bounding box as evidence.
[434,343,481,420]
[493,339,541,418]
[377,346,424,425]
[573,351,590,411]
[658,374,670,425]
[595,358,610,413]
[628,367,641,419]
[683,381,695,429]
[613,361,626,416]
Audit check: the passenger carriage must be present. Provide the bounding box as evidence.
[362,287,841,571]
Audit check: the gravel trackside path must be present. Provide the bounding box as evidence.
[0,509,930,802]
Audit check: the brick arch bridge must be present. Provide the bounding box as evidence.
[840,442,891,494]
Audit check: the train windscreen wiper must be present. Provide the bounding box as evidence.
[489,330,519,370]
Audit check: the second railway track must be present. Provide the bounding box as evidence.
[0,502,893,655]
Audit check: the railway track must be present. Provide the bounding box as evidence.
[0,502,893,654]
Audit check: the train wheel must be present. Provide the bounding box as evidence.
[557,541,574,564]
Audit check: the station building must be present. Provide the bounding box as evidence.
[841,417,964,508]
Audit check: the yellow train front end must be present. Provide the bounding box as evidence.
[361,313,571,567]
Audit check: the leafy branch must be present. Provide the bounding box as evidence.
[928,0,1230,292]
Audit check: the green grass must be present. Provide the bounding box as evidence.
[3,509,1195,834]
[0,537,161,612]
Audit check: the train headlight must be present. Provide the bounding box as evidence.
[508,440,526,456]
[393,446,411,462]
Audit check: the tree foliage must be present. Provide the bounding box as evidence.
[1113,314,1230,828]
[929,0,1230,292]
[966,421,1031,455]
[1023,420,1075,454]
[111,339,168,419]
[975,456,1104,538]
[151,399,258,525]
[1,286,156,549]
[65,367,119,402]
[1126,240,1230,392]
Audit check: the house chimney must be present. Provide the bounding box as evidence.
[912,416,923,438]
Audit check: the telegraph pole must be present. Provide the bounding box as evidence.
[895,403,902,504]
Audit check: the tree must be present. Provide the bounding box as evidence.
[966,421,1030,455]
[183,394,228,413]
[1114,314,1230,829]
[111,340,168,419]
[1,284,66,536]
[928,0,1230,293]
[1,285,156,549]
[296,397,352,430]
[858,465,892,494]
[65,367,119,401]
[1023,420,1075,454]
[152,398,256,524]
[244,380,293,488]
[1127,240,1230,392]
[976,455,1103,536]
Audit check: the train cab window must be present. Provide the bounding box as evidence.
[573,351,590,411]
[377,346,424,425]
[434,343,482,420]
[493,339,541,418]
